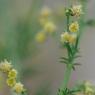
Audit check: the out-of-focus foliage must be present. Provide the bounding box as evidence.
[35,82,51,95]
[0,0,95,95]
[0,0,50,95]
[85,20,95,27]
[0,0,44,61]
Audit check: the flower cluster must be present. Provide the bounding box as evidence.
[59,4,83,95]
[65,5,83,17]
[76,81,95,95]
[61,5,82,45]
[84,81,95,95]
[36,7,56,43]
[35,30,46,43]
[69,21,79,33]
[61,32,77,44]
[71,5,83,17]
[0,60,26,94]
[61,22,79,45]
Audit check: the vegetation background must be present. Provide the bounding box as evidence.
[0,0,95,95]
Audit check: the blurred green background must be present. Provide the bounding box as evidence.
[0,0,95,95]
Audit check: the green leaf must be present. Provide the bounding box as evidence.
[59,60,68,64]
[60,57,69,61]
[73,63,81,66]
[71,63,81,71]
[74,55,81,59]
[72,66,76,71]
[75,35,79,51]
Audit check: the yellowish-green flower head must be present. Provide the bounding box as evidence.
[68,34,77,44]
[8,69,17,79]
[35,31,46,43]
[40,7,51,18]
[0,60,26,94]
[7,78,16,87]
[44,22,56,33]
[71,5,83,17]
[84,81,95,94]
[13,82,24,94]
[61,32,76,44]
[61,32,70,43]
[69,21,79,32]
[85,87,94,94]
[0,60,12,73]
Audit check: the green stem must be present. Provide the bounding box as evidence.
[62,8,71,89]
[67,15,70,32]
[62,64,72,89]
[59,1,87,95]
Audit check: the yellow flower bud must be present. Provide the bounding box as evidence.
[0,60,12,73]
[13,82,24,94]
[71,5,83,17]
[69,21,79,32]
[7,78,16,87]
[61,32,70,43]
[40,7,51,18]
[35,31,46,43]
[44,22,56,33]
[61,32,76,44]
[8,69,17,79]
